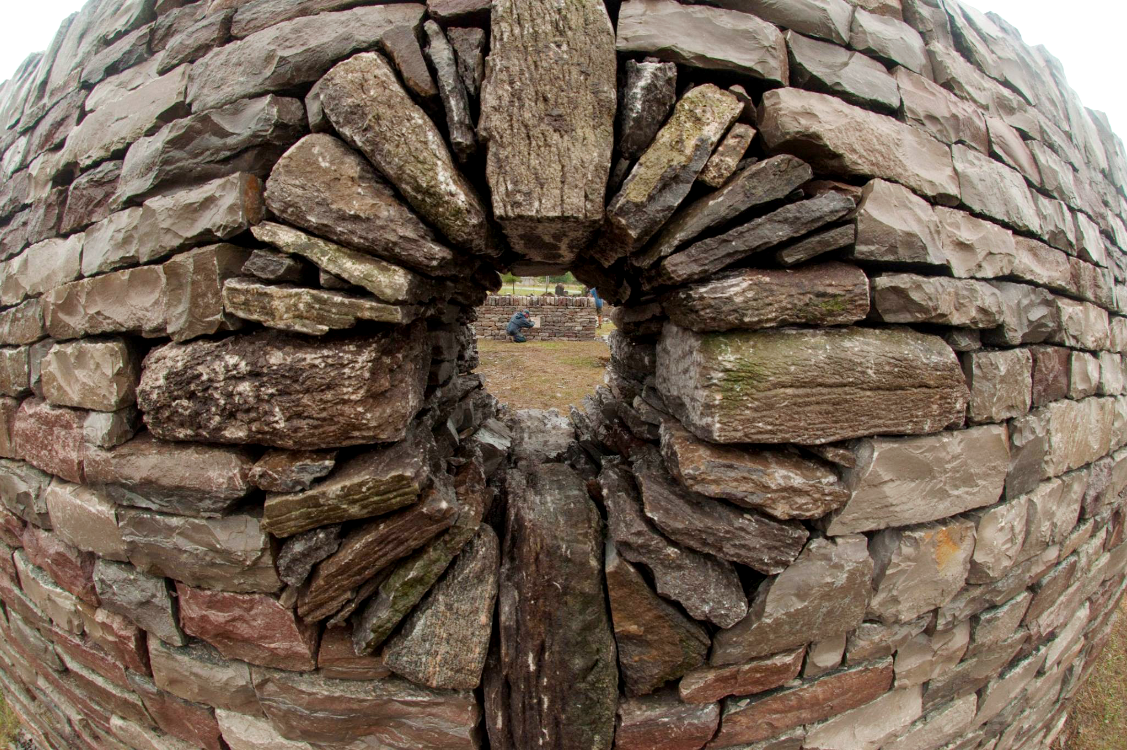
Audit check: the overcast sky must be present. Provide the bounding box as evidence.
[0,0,1125,140]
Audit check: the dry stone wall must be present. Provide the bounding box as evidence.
[0,0,1126,749]
[476,295,599,341]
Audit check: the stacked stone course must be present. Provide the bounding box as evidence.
[476,295,599,341]
[0,0,1126,748]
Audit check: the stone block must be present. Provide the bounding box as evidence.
[849,7,928,73]
[1052,297,1111,352]
[787,31,900,112]
[126,672,224,750]
[1030,345,1071,407]
[1099,352,1126,395]
[803,684,922,750]
[657,324,968,446]
[0,234,84,307]
[215,710,314,750]
[881,694,977,750]
[894,624,969,688]
[984,281,1060,347]
[827,425,1009,534]
[871,274,1005,329]
[614,691,720,750]
[851,179,944,267]
[21,523,97,605]
[41,338,139,412]
[0,299,46,347]
[935,206,1017,279]
[149,639,261,715]
[967,495,1029,583]
[316,626,390,681]
[758,87,960,203]
[84,607,150,674]
[680,648,804,705]
[14,550,86,634]
[43,479,128,562]
[0,458,53,527]
[94,559,185,647]
[0,346,29,397]
[867,518,976,623]
[963,348,1033,424]
[952,144,1041,234]
[894,66,987,153]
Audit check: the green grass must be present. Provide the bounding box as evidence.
[0,694,19,746]
[1058,601,1127,749]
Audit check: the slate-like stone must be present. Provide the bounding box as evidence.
[871,274,1005,329]
[803,683,923,750]
[222,278,419,335]
[952,144,1040,235]
[787,31,900,112]
[660,420,847,520]
[120,509,282,594]
[215,710,315,750]
[276,525,341,589]
[698,123,756,189]
[616,0,788,84]
[656,323,968,445]
[84,433,255,517]
[384,525,499,690]
[487,464,617,750]
[605,541,709,696]
[650,192,856,288]
[1070,351,1102,400]
[827,425,1009,534]
[0,347,29,398]
[177,584,318,672]
[94,559,185,646]
[250,450,336,494]
[852,179,945,267]
[264,134,456,275]
[618,58,678,160]
[966,495,1028,584]
[138,325,429,451]
[319,52,497,256]
[711,535,872,665]
[316,626,390,681]
[149,640,261,715]
[599,460,747,628]
[893,66,987,153]
[638,154,813,269]
[13,550,86,633]
[633,450,808,573]
[424,21,476,164]
[680,648,804,704]
[40,338,139,413]
[252,223,435,305]
[963,348,1033,424]
[0,459,52,527]
[21,524,96,605]
[187,4,424,112]
[664,262,869,332]
[868,519,976,623]
[984,280,1060,347]
[42,478,129,564]
[716,0,853,44]
[849,8,929,73]
[126,673,226,750]
[1,234,84,307]
[242,249,305,283]
[615,691,720,750]
[758,87,960,203]
[115,94,305,207]
[447,27,485,100]
[252,668,480,748]
[262,429,431,538]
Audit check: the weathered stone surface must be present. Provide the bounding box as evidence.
[84,607,150,675]
[657,324,968,445]
[223,278,419,335]
[721,0,853,44]
[1070,351,1101,400]
[12,398,86,483]
[616,0,788,84]
[1099,351,1125,396]
[242,249,304,283]
[966,495,1028,584]
[984,280,1060,347]
[298,479,456,622]
[665,263,868,333]
[1052,298,1111,351]
[845,616,930,665]
[965,348,1033,425]
[319,52,497,256]
[827,425,1009,535]
[868,519,976,623]
[850,7,928,73]
[13,550,86,633]
[423,21,476,163]
[650,192,855,289]
[252,668,480,748]
[0,299,45,347]
[507,408,574,465]
[187,4,424,111]
[759,87,960,202]
[40,338,139,412]
[0,234,84,307]
[447,27,485,101]
[1011,237,1071,294]
[935,205,1017,279]
[883,694,977,750]
[710,660,894,747]
[44,244,250,343]
[126,673,225,750]
[43,479,128,562]
[0,459,52,527]
[149,640,261,715]
[384,525,498,690]
[605,541,708,696]
[712,535,872,665]
[0,398,17,460]
[660,420,848,521]
[787,31,900,112]
[116,94,305,206]
[216,710,314,750]
[615,691,720,750]
[922,633,1025,710]
[138,325,428,451]
[83,173,265,277]
[0,347,29,397]
[633,450,808,573]
[264,134,455,275]
[120,510,282,594]
[21,524,96,604]
[599,460,747,628]
[601,84,742,261]
[804,684,923,750]
[84,433,254,517]
[263,429,431,538]
[680,648,804,705]
[852,179,944,267]
[1011,397,1116,484]
[698,123,756,189]
[871,274,1005,329]
[618,58,677,161]
[275,526,341,590]
[177,584,318,671]
[640,155,814,269]
[61,64,189,170]
[353,459,485,653]
[488,464,617,750]
[317,626,390,681]
[93,559,185,647]
[252,223,434,306]
[250,450,336,494]
[893,66,987,152]
[952,144,1040,234]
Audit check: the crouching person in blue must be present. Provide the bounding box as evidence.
[506,309,534,343]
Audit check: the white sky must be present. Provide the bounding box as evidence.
[0,0,1124,141]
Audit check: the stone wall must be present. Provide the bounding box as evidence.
[476,295,599,341]
[0,0,1125,749]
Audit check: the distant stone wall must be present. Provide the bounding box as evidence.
[475,295,599,341]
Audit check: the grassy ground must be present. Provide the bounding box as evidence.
[1057,600,1127,749]
[0,696,19,747]
[476,337,610,412]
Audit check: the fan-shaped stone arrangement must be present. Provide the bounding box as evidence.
[0,0,1126,748]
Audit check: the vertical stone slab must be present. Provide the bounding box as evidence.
[479,0,616,264]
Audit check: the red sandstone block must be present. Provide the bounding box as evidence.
[84,607,150,675]
[21,525,98,605]
[128,671,225,750]
[12,397,85,483]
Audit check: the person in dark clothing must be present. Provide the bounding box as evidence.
[506,309,534,343]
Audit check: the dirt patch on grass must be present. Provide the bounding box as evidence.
[1056,600,1127,749]
[476,338,610,413]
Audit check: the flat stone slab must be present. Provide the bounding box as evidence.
[222,278,420,335]
[138,326,429,450]
[656,323,969,445]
